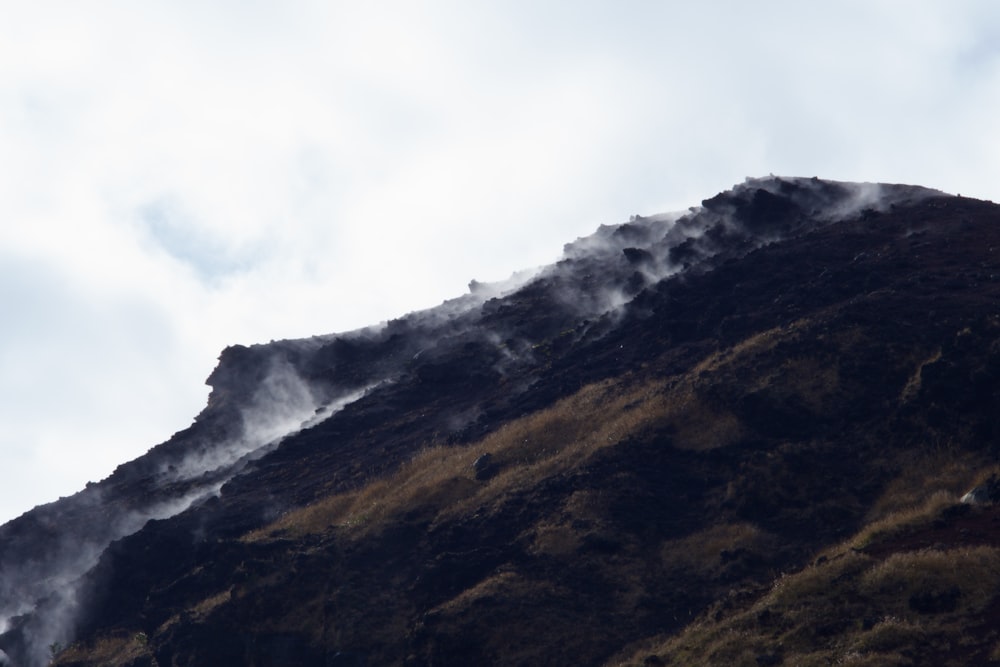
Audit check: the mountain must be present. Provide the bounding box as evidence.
[3,176,1000,666]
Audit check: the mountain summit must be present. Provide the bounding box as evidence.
[4,176,1000,666]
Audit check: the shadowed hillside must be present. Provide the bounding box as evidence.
[3,177,1000,666]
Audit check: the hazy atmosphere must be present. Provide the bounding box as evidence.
[2,1,999,524]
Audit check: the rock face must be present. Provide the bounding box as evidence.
[5,176,1000,666]
[961,475,1000,504]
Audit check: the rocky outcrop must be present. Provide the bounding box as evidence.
[6,177,1000,667]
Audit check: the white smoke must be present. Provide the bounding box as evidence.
[0,479,230,667]
[0,356,375,667]
[164,357,326,482]
[0,176,946,665]
[543,176,942,323]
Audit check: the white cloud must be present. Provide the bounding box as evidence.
[1,0,1000,522]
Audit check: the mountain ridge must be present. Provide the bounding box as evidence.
[4,176,999,666]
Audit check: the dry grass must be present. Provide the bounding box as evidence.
[660,522,773,577]
[860,546,1000,615]
[762,550,874,609]
[246,376,677,541]
[246,317,860,543]
[190,588,233,620]
[761,356,841,411]
[841,456,1000,552]
[847,489,957,551]
[529,519,583,557]
[659,381,744,451]
[526,489,619,556]
[611,534,1000,667]
[899,347,942,403]
[864,453,983,524]
[150,588,234,639]
[431,569,524,614]
[963,465,1000,499]
[54,632,152,667]
[691,318,815,376]
[681,316,849,447]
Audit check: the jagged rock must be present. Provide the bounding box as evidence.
[622,246,654,266]
[5,176,1000,667]
[961,474,1000,504]
[472,453,495,480]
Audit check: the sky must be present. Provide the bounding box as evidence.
[1,1,999,524]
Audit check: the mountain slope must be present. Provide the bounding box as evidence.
[4,177,1000,666]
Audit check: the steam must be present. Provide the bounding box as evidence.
[0,356,373,666]
[161,358,371,482]
[0,482,224,667]
[540,176,941,323]
[0,176,944,665]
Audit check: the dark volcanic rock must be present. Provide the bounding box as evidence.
[6,176,1000,667]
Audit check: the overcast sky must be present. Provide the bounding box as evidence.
[1,1,998,524]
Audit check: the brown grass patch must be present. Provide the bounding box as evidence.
[190,587,233,620]
[611,536,1000,667]
[691,318,815,376]
[432,569,524,614]
[659,382,744,451]
[848,489,958,551]
[762,550,874,609]
[529,519,583,557]
[660,523,772,577]
[756,356,841,412]
[248,319,857,543]
[842,456,1000,553]
[54,632,151,667]
[860,546,1000,615]
[864,453,983,524]
[246,376,676,541]
[900,347,942,403]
